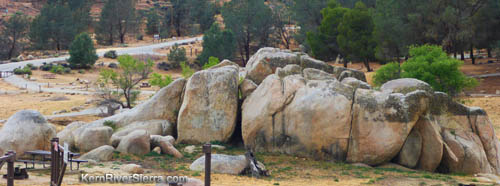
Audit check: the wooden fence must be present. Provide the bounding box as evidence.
[0,151,16,186]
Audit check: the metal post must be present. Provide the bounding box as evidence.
[203,144,211,186]
[7,151,14,186]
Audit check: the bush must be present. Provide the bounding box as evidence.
[40,63,53,71]
[13,67,32,75]
[136,34,143,41]
[168,44,187,67]
[181,62,194,78]
[104,50,118,59]
[103,120,117,131]
[373,45,477,96]
[373,62,401,86]
[202,57,219,69]
[149,73,173,88]
[50,65,69,74]
[68,33,99,69]
[78,69,85,74]
[26,63,38,70]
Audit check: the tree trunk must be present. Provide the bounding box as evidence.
[120,33,125,44]
[461,50,465,61]
[343,59,348,68]
[487,48,492,58]
[8,33,17,59]
[454,52,457,59]
[470,45,475,65]
[364,59,372,72]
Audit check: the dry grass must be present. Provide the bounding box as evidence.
[0,92,88,120]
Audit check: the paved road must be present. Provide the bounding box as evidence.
[470,73,500,78]
[0,36,201,93]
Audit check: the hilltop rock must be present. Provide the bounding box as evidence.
[177,65,239,144]
[245,48,366,85]
[0,110,56,156]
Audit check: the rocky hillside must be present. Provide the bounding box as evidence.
[1,47,499,177]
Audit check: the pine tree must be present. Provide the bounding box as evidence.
[68,33,98,69]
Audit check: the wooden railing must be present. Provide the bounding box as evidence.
[0,151,16,186]
[50,138,67,186]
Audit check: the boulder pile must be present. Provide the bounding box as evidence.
[2,47,499,175]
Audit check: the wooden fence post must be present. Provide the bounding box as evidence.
[6,150,15,186]
[203,144,211,186]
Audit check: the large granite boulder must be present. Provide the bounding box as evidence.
[88,78,186,128]
[414,117,444,172]
[242,68,355,160]
[0,110,56,155]
[177,65,239,144]
[116,130,150,156]
[190,154,248,175]
[57,121,86,149]
[74,126,113,152]
[347,89,430,165]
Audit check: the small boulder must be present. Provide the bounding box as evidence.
[121,164,144,174]
[110,120,173,147]
[79,145,115,162]
[153,147,161,154]
[303,68,336,81]
[184,145,196,154]
[396,129,422,168]
[116,130,150,156]
[150,135,182,158]
[341,77,371,90]
[190,154,248,175]
[275,64,302,78]
[239,79,258,99]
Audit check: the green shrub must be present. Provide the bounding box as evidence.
[40,64,52,71]
[50,65,66,74]
[78,69,85,74]
[373,45,478,96]
[13,67,32,75]
[104,50,118,59]
[202,56,219,69]
[373,62,401,86]
[103,120,117,131]
[149,73,173,88]
[168,44,187,67]
[181,62,194,78]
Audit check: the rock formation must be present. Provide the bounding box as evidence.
[0,110,56,156]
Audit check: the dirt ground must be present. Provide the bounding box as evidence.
[0,146,482,186]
